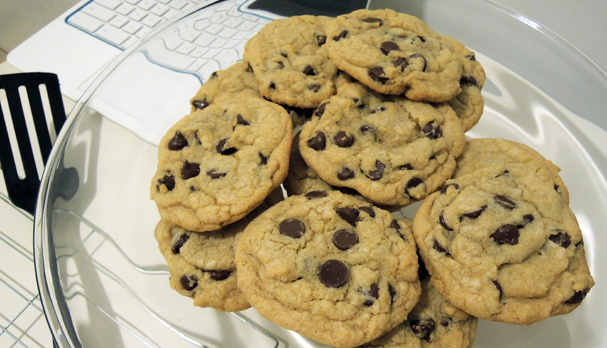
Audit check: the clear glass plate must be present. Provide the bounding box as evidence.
[34,0,607,347]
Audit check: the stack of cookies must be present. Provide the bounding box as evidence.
[150,8,593,348]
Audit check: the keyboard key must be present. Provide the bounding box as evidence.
[135,26,152,38]
[168,0,188,10]
[221,39,240,49]
[190,46,208,58]
[176,42,195,55]
[210,11,228,24]
[214,49,238,68]
[234,41,247,55]
[141,14,161,27]
[137,0,156,10]
[96,0,122,10]
[146,38,196,70]
[150,3,169,17]
[187,59,206,72]
[122,20,143,34]
[236,20,257,31]
[129,8,148,21]
[124,0,141,5]
[193,32,215,46]
[223,17,243,28]
[83,3,116,22]
[217,27,237,39]
[97,24,130,45]
[120,36,140,49]
[178,22,201,42]
[115,3,135,16]
[197,60,220,80]
[163,8,180,19]
[227,6,242,18]
[109,15,129,28]
[69,12,104,32]
[209,37,228,48]
[193,18,210,31]
[241,13,260,22]
[232,30,250,40]
[205,23,223,35]
[162,30,183,50]
[201,48,220,59]
[157,0,171,4]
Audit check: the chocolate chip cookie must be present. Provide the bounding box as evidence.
[326,9,463,102]
[151,96,292,232]
[412,165,594,324]
[243,15,338,108]
[235,191,421,348]
[299,82,466,206]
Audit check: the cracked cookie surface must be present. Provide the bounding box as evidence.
[412,165,594,324]
[299,82,465,206]
[244,15,338,108]
[326,9,463,101]
[151,96,292,232]
[235,191,420,348]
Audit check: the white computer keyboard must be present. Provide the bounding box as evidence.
[67,0,273,81]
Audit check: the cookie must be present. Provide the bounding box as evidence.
[325,9,463,101]
[151,96,292,232]
[442,36,485,131]
[154,218,251,312]
[356,276,478,348]
[453,138,570,204]
[412,165,594,324]
[299,82,466,206]
[235,191,421,348]
[189,61,260,112]
[244,15,338,108]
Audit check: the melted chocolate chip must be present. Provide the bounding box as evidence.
[336,207,359,226]
[259,153,268,165]
[517,214,535,228]
[359,206,375,218]
[338,167,355,180]
[433,240,449,255]
[361,17,383,25]
[332,229,359,250]
[316,34,327,46]
[491,224,520,245]
[192,98,209,110]
[319,260,349,288]
[566,291,586,304]
[368,67,389,83]
[462,205,487,219]
[305,190,327,199]
[366,160,385,181]
[168,131,188,150]
[208,270,232,281]
[460,75,478,87]
[158,174,175,191]
[495,195,516,210]
[278,218,306,238]
[314,102,328,117]
[308,84,321,92]
[393,57,407,70]
[334,131,354,147]
[440,183,460,194]
[303,65,316,76]
[236,114,249,126]
[216,138,238,155]
[422,122,442,139]
[390,219,401,231]
[171,233,189,254]
[206,170,226,179]
[363,283,379,305]
[181,161,200,180]
[180,275,198,291]
[409,53,426,71]
[307,132,326,151]
[439,213,453,231]
[549,231,571,248]
[410,319,435,341]
[380,41,400,55]
[405,177,424,196]
[269,81,276,89]
[389,284,396,304]
[333,30,348,41]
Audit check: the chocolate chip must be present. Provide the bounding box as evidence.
[466,54,476,61]
[208,270,232,281]
[236,114,249,126]
[495,195,516,210]
[495,170,510,178]
[316,34,327,46]
[269,81,276,89]
[314,102,328,117]
[433,240,449,255]
[280,52,288,58]
[439,213,453,231]
[409,53,426,71]
[359,206,375,218]
[399,164,413,170]
[338,167,355,180]
[308,84,321,92]
[380,41,400,55]
[368,67,389,83]
[180,275,198,291]
[192,98,209,110]
[491,224,520,245]
[416,36,426,43]
[566,291,586,304]
[307,132,326,151]
[247,63,253,72]
[366,160,385,181]
[332,229,359,250]
[369,106,386,114]
[389,284,396,304]
[549,231,571,248]
[410,319,435,341]
[303,65,316,76]
[369,283,379,299]
[168,131,188,150]
[171,233,189,254]
[390,219,401,231]
[336,207,359,226]
[276,61,284,69]
[440,183,459,194]
[493,280,503,300]
[405,177,424,196]
[516,214,535,228]
[441,320,450,327]
[363,300,374,307]
[554,184,559,192]
[259,153,268,165]
[360,125,374,133]
[319,259,348,288]
[393,57,408,70]
[333,30,348,41]
[206,170,226,179]
[305,190,327,199]
[158,174,175,191]
[210,71,218,79]
[460,75,478,87]
[216,138,238,155]
[422,122,442,139]
[278,218,306,238]
[181,160,200,180]
[361,17,383,25]
[463,205,487,219]
[334,131,354,147]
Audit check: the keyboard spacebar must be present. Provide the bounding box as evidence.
[144,38,196,70]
